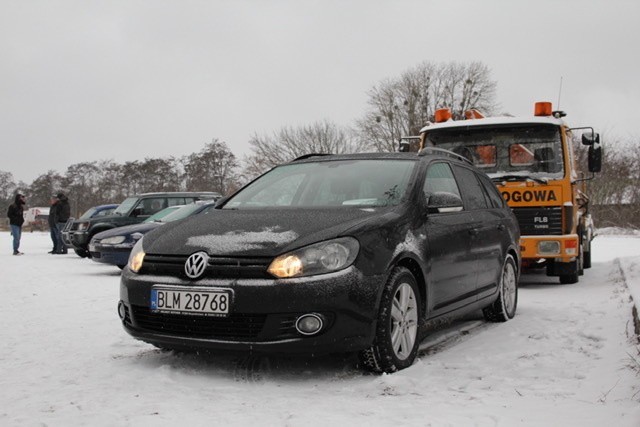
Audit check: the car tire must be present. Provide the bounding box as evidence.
[483,254,518,322]
[359,266,420,373]
[74,248,89,258]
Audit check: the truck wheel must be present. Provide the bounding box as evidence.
[359,267,420,373]
[583,250,592,269]
[578,244,585,276]
[559,272,579,284]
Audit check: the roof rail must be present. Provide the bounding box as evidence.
[418,147,473,165]
[291,153,332,162]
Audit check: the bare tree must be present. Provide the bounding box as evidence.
[27,171,64,208]
[184,140,240,195]
[242,119,366,180]
[0,170,17,218]
[357,61,498,152]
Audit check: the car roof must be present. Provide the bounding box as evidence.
[289,150,471,166]
[133,191,222,197]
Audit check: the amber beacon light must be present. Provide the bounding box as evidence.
[534,102,553,117]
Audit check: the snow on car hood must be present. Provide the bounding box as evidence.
[142,208,385,257]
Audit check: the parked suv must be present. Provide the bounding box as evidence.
[62,204,119,249]
[119,150,520,373]
[69,192,220,257]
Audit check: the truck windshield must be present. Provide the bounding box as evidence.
[425,124,564,180]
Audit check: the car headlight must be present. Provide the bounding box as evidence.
[100,235,126,245]
[268,237,359,278]
[128,238,146,273]
[76,222,89,232]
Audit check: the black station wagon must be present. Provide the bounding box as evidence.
[119,149,520,373]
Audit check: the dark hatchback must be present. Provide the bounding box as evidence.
[90,202,216,269]
[119,150,520,373]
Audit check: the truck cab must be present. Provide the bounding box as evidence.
[406,102,602,284]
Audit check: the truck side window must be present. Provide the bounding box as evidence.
[423,162,462,199]
[452,165,489,210]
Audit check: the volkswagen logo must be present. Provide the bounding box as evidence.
[185,251,209,279]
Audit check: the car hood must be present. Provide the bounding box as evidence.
[142,207,390,257]
[93,222,162,240]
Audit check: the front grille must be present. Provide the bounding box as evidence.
[129,306,335,341]
[513,206,562,235]
[142,254,272,279]
[131,305,268,339]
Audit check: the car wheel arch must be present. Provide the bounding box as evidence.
[388,255,427,319]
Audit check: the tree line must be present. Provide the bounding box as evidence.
[1,60,638,226]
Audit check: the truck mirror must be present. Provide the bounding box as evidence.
[588,144,602,173]
[581,132,599,146]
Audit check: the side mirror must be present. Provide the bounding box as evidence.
[588,144,602,173]
[582,132,600,146]
[427,192,464,213]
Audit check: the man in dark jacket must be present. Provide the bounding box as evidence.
[53,192,71,254]
[6,193,26,255]
[48,195,59,254]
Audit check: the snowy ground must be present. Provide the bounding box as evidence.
[1,231,639,426]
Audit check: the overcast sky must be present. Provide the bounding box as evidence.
[1,0,638,184]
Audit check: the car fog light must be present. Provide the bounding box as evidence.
[118,301,126,320]
[295,314,324,336]
[538,240,560,255]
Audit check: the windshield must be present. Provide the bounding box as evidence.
[113,197,138,215]
[153,203,211,222]
[143,206,182,223]
[425,124,564,180]
[224,159,416,209]
[78,207,97,220]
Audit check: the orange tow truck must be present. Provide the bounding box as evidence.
[403,102,602,284]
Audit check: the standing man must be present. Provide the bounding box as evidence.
[48,195,59,254]
[6,193,26,255]
[54,192,70,254]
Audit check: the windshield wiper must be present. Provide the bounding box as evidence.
[491,174,548,184]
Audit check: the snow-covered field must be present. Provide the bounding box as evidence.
[1,231,639,426]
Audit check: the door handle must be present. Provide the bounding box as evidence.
[469,228,479,236]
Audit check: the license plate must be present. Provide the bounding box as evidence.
[150,286,231,316]
[89,244,96,252]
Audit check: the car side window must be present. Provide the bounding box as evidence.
[476,173,505,208]
[133,198,167,216]
[423,162,462,199]
[168,198,187,207]
[452,165,489,210]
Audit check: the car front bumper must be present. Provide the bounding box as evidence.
[69,231,90,250]
[119,267,384,354]
[90,245,132,267]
